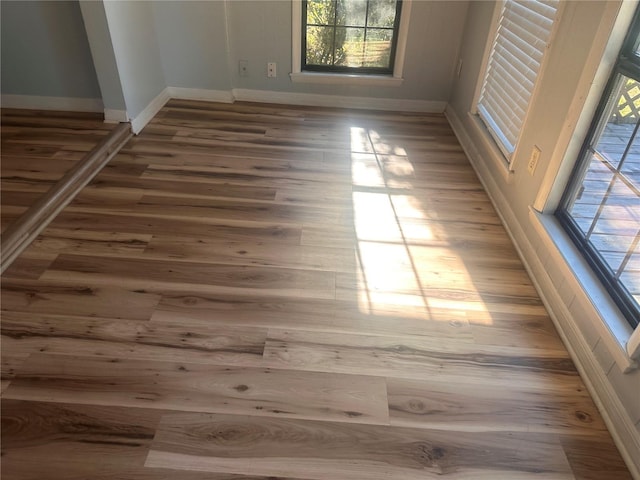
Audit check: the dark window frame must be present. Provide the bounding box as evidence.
[301,0,403,75]
[556,6,640,328]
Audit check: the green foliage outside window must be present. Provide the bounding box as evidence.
[304,0,399,71]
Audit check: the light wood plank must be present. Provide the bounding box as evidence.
[263,329,578,388]
[386,376,607,435]
[1,279,161,320]
[1,311,267,366]
[146,413,574,480]
[5,354,389,424]
[41,254,336,299]
[152,293,472,339]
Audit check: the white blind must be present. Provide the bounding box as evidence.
[478,0,559,159]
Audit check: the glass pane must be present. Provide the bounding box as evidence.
[306,26,335,65]
[364,28,393,67]
[621,124,640,189]
[336,0,366,26]
[367,0,398,27]
[334,27,365,67]
[307,0,335,26]
[565,140,640,317]
[595,76,640,168]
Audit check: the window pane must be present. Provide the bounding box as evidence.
[307,0,335,26]
[302,0,401,74]
[306,26,335,65]
[620,122,640,185]
[595,77,640,169]
[364,28,393,67]
[558,8,640,327]
[334,27,365,67]
[336,0,366,26]
[367,0,398,27]
[563,84,640,321]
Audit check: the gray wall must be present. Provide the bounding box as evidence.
[448,0,640,473]
[228,0,468,100]
[102,0,166,119]
[152,1,232,91]
[1,0,101,99]
[2,0,470,114]
[150,0,468,102]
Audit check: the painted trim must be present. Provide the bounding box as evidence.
[129,88,170,134]
[446,103,640,478]
[470,0,504,115]
[104,109,128,123]
[289,72,403,87]
[392,0,412,81]
[232,88,445,113]
[533,1,633,213]
[290,0,411,81]
[528,208,637,369]
[291,0,302,75]
[0,94,103,112]
[466,111,513,182]
[131,86,445,136]
[166,87,234,103]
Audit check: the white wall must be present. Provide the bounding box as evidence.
[1,1,101,101]
[447,1,640,476]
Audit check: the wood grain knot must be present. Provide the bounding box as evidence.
[408,399,426,412]
[575,410,593,423]
[417,443,448,467]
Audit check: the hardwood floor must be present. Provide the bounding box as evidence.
[0,100,632,479]
[1,109,116,233]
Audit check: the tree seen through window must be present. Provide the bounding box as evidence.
[303,0,401,73]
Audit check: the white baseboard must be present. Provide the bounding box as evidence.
[232,88,446,113]
[167,87,234,104]
[104,109,128,123]
[445,103,640,479]
[129,88,171,134]
[127,85,445,137]
[1,94,103,112]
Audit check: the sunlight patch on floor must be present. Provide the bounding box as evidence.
[350,126,492,325]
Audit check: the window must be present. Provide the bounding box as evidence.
[302,0,402,74]
[477,0,560,161]
[557,6,640,328]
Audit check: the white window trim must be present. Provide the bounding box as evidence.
[530,208,639,370]
[471,0,565,174]
[290,0,411,86]
[529,0,640,368]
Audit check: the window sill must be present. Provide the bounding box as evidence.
[290,72,404,87]
[529,207,639,372]
[467,112,514,183]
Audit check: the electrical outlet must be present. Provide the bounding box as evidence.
[528,146,541,175]
[267,62,276,78]
[239,60,248,77]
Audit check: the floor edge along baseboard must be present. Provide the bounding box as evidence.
[0,122,132,274]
